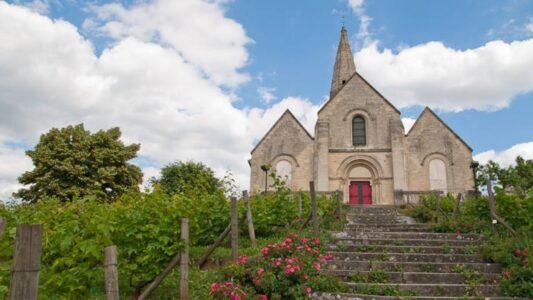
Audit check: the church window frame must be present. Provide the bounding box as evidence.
[352,115,366,146]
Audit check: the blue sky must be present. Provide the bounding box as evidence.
[0,0,532,198]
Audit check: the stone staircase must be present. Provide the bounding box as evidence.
[313,205,518,300]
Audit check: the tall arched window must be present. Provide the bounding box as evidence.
[275,160,292,185]
[352,116,366,146]
[429,159,447,192]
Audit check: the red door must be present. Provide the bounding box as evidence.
[349,181,372,205]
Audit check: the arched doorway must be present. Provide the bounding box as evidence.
[348,165,373,205]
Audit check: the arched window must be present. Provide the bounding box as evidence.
[429,159,447,192]
[352,116,366,146]
[275,160,292,184]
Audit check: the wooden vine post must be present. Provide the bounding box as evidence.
[243,191,256,248]
[180,218,189,300]
[0,218,5,237]
[9,224,43,300]
[104,246,120,300]
[297,192,302,216]
[231,196,239,261]
[336,190,343,218]
[453,193,462,218]
[138,218,190,300]
[309,181,319,236]
[486,178,516,235]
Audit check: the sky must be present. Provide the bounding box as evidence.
[0,0,532,200]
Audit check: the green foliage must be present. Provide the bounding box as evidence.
[153,161,224,198]
[0,189,230,298]
[210,233,345,299]
[475,156,533,197]
[14,124,142,202]
[402,188,533,297]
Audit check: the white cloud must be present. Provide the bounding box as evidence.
[474,142,533,167]
[355,39,533,112]
[84,0,252,87]
[527,23,533,33]
[0,135,33,201]
[401,117,416,134]
[0,2,323,200]
[257,86,276,103]
[245,97,320,141]
[0,2,257,199]
[346,0,373,48]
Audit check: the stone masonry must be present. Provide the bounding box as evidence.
[249,26,475,203]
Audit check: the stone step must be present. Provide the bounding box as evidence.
[334,238,479,247]
[347,232,481,241]
[332,252,484,263]
[345,224,433,232]
[324,270,499,284]
[345,283,502,297]
[328,244,478,255]
[325,260,502,273]
[312,292,523,300]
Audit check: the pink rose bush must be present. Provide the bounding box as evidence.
[209,233,335,299]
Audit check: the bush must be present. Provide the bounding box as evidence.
[209,233,345,299]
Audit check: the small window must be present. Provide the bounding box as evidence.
[352,116,366,146]
[275,160,292,184]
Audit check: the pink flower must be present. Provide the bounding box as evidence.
[313,238,320,245]
[313,262,321,271]
[258,295,268,300]
[503,271,510,277]
[301,237,309,244]
[306,287,312,294]
[257,268,265,276]
[238,255,247,264]
[261,247,270,256]
[516,249,522,257]
[522,258,529,265]
[234,296,241,300]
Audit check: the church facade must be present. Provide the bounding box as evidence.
[249,27,475,204]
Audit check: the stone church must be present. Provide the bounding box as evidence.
[249,27,475,205]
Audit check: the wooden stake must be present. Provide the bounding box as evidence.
[309,181,319,235]
[0,218,5,238]
[336,190,343,218]
[486,178,516,235]
[104,246,119,300]
[9,224,42,300]
[180,218,189,300]
[243,191,256,248]
[231,197,238,261]
[297,192,302,216]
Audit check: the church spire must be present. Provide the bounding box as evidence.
[330,26,356,98]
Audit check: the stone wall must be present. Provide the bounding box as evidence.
[405,108,475,194]
[249,111,314,194]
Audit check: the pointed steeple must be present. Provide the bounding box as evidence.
[330,26,356,98]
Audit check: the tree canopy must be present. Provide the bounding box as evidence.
[475,156,533,197]
[152,161,223,197]
[14,124,142,202]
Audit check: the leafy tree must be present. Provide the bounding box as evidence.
[14,124,142,202]
[475,156,533,197]
[498,156,533,197]
[153,161,223,197]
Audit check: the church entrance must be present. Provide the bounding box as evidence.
[349,181,372,205]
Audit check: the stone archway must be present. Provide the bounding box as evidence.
[336,155,384,204]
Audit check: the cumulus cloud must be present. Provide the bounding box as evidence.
[245,97,320,140]
[0,136,33,201]
[355,39,533,112]
[0,2,324,200]
[474,142,533,167]
[528,23,533,33]
[84,0,252,87]
[0,1,258,199]
[257,86,276,103]
[346,0,373,48]
[401,117,416,134]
